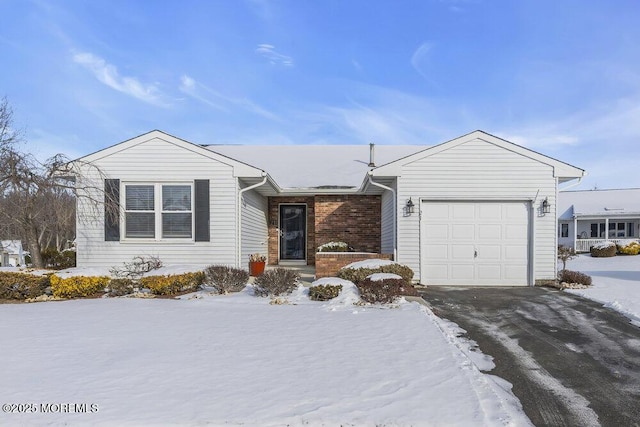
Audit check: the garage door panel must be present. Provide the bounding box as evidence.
[424,264,448,280]
[451,265,474,280]
[423,244,449,260]
[424,224,449,239]
[477,264,502,280]
[452,224,474,239]
[477,245,501,259]
[453,204,475,219]
[478,224,501,239]
[421,201,530,286]
[479,204,502,220]
[451,244,474,260]
[424,204,450,219]
[505,224,528,239]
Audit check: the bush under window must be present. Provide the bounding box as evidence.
[590,241,616,258]
[205,265,249,294]
[140,272,206,295]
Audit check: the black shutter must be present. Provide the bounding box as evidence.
[104,179,120,241]
[194,179,210,242]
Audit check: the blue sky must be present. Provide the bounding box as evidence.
[1,0,639,190]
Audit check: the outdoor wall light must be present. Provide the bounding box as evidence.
[542,197,551,214]
[405,198,415,215]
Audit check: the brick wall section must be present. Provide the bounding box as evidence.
[315,195,381,253]
[268,197,315,265]
[315,253,393,278]
[268,195,382,266]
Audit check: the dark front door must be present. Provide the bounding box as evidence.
[279,205,306,261]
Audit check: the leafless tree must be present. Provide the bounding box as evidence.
[0,97,109,268]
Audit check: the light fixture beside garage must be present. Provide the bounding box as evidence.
[405,197,415,215]
[542,197,551,215]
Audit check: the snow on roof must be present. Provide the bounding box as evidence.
[1,240,23,254]
[205,145,425,189]
[558,188,640,219]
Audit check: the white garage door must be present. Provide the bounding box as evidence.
[420,201,530,286]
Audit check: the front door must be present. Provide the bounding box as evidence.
[279,205,307,261]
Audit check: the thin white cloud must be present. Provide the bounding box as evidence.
[255,44,294,67]
[72,51,168,107]
[411,42,438,86]
[179,74,280,121]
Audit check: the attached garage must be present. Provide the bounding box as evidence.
[420,201,530,286]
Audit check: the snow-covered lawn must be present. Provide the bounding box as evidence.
[564,254,640,326]
[0,285,530,426]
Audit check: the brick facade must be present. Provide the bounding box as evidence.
[267,195,383,266]
[315,253,394,278]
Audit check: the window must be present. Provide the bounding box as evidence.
[124,183,193,239]
[561,223,569,238]
[125,185,155,238]
[591,221,635,238]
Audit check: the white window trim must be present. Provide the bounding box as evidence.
[122,182,194,242]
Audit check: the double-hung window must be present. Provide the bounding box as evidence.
[124,183,193,239]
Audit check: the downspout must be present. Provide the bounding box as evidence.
[237,172,268,268]
[367,172,397,262]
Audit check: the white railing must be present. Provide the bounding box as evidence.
[575,238,640,253]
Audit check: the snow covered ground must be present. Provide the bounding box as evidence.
[0,284,531,426]
[564,254,640,327]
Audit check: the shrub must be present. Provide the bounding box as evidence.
[590,241,616,258]
[317,241,350,252]
[337,262,415,285]
[557,245,576,270]
[356,277,417,304]
[617,240,640,255]
[107,278,137,297]
[253,268,299,297]
[110,255,163,279]
[558,269,592,286]
[309,284,343,301]
[0,272,50,300]
[205,265,250,294]
[50,275,110,298]
[40,248,76,270]
[140,272,206,296]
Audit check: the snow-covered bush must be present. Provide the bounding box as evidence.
[337,260,414,285]
[558,269,592,287]
[50,274,110,298]
[140,272,206,296]
[317,241,350,252]
[106,278,137,297]
[253,268,299,297]
[0,272,50,300]
[590,241,616,258]
[617,240,640,255]
[205,265,249,294]
[308,284,342,301]
[356,277,417,304]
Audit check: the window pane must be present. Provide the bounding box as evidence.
[126,185,154,210]
[125,212,155,238]
[629,223,635,238]
[561,223,568,238]
[162,213,192,238]
[163,185,191,211]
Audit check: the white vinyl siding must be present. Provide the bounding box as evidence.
[75,136,238,267]
[240,186,268,265]
[380,179,397,255]
[396,137,557,283]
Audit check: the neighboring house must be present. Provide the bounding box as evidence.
[0,240,26,267]
[558,188,640,252]
[73,130,584,286]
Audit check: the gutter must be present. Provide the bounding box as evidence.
[237,173,268,268]
[367,172,397,261]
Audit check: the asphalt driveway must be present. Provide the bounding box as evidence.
[419,287,640,427]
